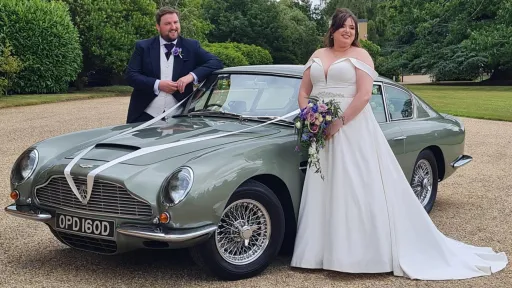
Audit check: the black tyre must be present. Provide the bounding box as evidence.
[411,149,439,213]
[189,179,285,281]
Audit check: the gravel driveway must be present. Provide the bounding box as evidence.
[1,98,510,288]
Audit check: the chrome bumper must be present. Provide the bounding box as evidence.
[117,225,217,242]
[451,154,473,168]
[4,204,217,243]
[4,204,52,221]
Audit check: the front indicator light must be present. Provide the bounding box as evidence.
[10,190,19,200]
[159,212,170,224]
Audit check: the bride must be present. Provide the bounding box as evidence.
[290,8,508,280]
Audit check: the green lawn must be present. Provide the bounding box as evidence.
[405,85,512,122]
[0,86,132,109]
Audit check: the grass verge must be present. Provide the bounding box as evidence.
[405,85,512,122]
[0,86,132,109]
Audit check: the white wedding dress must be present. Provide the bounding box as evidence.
[290,57,508,280]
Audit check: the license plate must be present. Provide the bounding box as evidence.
[55,212,115,240]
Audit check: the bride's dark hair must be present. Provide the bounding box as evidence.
[324,8,360,48]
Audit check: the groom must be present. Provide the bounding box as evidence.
[125,7,223,124]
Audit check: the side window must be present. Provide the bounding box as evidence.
[369,84,387,123]
[384,85,413,120]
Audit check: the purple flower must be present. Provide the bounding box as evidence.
[307,112,316,122]
[172,47,182,57]
[318,103,327,112]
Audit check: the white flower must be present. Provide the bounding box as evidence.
[295,122,301,129]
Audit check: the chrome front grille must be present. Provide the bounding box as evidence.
[35,176,153,219]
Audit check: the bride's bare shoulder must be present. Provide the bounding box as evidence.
[351,47,374,68]
[310,48,327,59]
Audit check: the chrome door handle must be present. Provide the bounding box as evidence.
[392,136,407,140]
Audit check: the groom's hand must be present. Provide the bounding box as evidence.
[159,80,178,94]
[176,74,194,93]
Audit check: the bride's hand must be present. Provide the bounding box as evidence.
[326,119,343,140]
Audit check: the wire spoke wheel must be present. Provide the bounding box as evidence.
[215,199,271,265]
[412,159,433,207]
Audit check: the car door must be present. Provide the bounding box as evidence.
[382,83,419,180]
[371,83,406,159]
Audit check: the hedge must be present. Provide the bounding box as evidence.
[0,0,82,94]
[204,42,273,67]
[0,41,23,95]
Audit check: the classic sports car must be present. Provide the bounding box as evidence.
[5,65,472,281]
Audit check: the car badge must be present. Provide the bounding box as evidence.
[79,164,93,168]
[78,185,87,202]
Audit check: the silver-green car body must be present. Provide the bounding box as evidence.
[5,64,472,280]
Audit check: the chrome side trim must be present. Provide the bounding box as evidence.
[451,155,473,168]
[117,224,217,243]
[4,204,52,222]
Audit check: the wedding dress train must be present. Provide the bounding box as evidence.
[290,57,508,280]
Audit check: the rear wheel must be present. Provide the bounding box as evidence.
[189,179,285,281]
[411,149,439,213]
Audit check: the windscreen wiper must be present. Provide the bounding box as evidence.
[241,115,294,125]
[187,110,294,125]
[187,109,246,120]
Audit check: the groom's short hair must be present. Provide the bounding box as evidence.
[155,7,180,24]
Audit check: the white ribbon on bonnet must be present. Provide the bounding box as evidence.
[64,93,300,204]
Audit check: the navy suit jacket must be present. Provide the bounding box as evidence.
[125,36,223,123]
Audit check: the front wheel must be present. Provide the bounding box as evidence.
[189,180,285,281]
[411,149,439,213]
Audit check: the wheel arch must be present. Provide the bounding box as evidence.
[423,145,445,181]
[245,174,297,255]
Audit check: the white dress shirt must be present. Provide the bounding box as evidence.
[145,37,198,119]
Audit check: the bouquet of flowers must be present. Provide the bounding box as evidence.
[294,97,342,180]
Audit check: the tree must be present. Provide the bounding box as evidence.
[462,0,512,82]
[202,0,320,64]
[375,0,511,82]
[61,0,157,86]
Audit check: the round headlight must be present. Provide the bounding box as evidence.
[11,149,39,185]
[165,167,193,206]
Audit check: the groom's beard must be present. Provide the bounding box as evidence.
[160,30,179,42]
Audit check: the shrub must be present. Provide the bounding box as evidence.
[61,0,157,76]
[229,43,273,65]
[204,43,248,67]
[0,41,23,95]
[0,0,82,94]
[204,42,272,67]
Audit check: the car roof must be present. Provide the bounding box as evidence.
[214,64,396,84]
